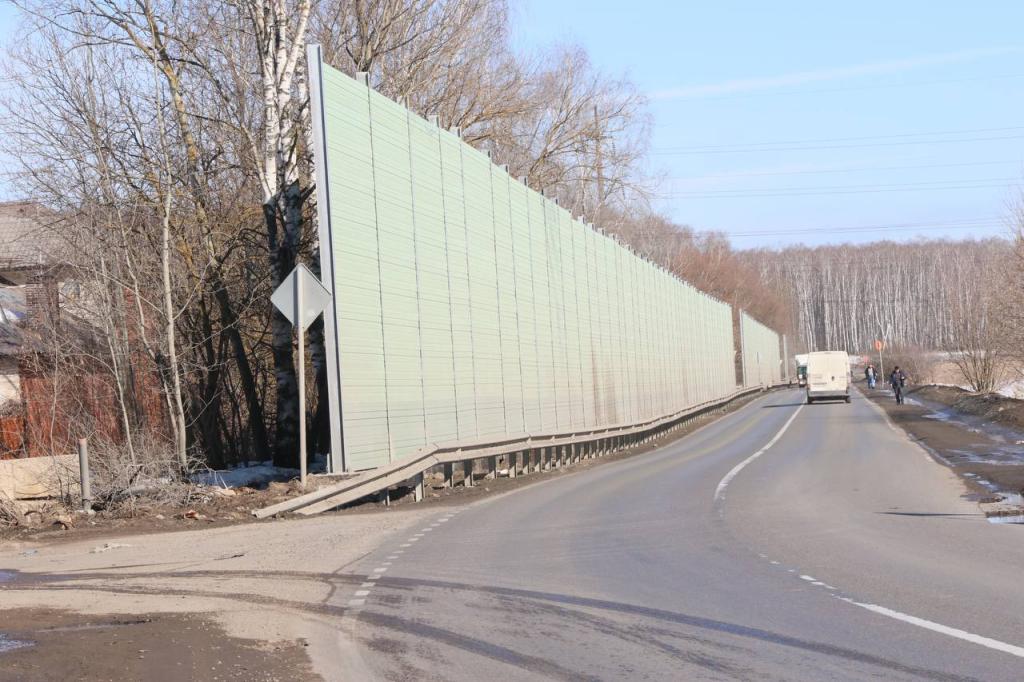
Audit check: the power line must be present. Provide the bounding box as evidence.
[653,72,1024,103]
[664,176,1015,194]
[666,158,1023,181]
[652,130,1024,156]
[659,125,1024,151]
[727,221,1003,238]
[658,179,1017,199]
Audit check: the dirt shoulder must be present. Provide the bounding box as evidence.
[862,382,1024,516]
[912,384,1024,432]
[0,507,432,681]
[0,608,315,682]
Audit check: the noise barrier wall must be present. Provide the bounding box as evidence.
[311,50,759,472]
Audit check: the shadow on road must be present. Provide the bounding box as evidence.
[877,511,979,519]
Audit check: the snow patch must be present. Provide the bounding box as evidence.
[192,463,299,488]
[997,380,1024,400]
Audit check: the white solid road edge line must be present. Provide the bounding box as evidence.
[837,597,1024,659]
[714,404,804,501]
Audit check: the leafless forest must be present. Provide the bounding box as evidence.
[1,0,1022,470]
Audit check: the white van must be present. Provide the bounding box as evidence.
[806,351,851,404]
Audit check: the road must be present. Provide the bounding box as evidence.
[338,388,1024,681]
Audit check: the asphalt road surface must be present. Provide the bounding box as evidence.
[339,388,1024,681]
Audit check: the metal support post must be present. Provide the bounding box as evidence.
[509,452,518,478]
[77,438,91,512]
[488,456,497,479]
[296,271,307,488]
[463,460,474,487]
[443,462,454,488]
[413,473,424,502]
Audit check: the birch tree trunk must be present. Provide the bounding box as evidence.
[244,0,312,467]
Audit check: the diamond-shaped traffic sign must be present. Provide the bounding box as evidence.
[271,264,332,331]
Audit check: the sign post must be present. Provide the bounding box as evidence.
[272,264,333,488]
[874,338,885,380]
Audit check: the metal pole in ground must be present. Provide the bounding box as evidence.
[77,438,91,512]
[296,271,307,489]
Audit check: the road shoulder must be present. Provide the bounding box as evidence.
[861,383,1024,520]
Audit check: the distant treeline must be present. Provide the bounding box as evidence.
[743,238,1010,354]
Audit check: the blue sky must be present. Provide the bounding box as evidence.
[512,1,1024,248]
[2,2,1022,248]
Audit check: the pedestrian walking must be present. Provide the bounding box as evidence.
[890,366,907,404]
[864,364,877,389]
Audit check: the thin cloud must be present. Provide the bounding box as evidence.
[651,47,1023,100]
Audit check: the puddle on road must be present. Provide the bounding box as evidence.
[0,633,33,654]
[0,572,34,654]
[983,492,1024,525]
[950,448,1024,467]
[987,514,1024,525]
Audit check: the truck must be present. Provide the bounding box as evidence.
[794,354,809,387]
[805,351,851,404]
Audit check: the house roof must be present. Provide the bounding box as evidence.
[0,201,65,272]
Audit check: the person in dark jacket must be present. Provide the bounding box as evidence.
[890,366,907,404]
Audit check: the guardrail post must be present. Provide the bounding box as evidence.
[378,488,390,506]
[488,456,497,479]
[413,473,424,502]
[463,460,474,487]
[509,452,518,478]
[443,462,454,488]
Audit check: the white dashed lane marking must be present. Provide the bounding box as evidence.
[347,508,464,611]
[714,405,803,502]
[764,555,1024,659]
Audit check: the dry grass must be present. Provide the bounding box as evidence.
[0,491,21,527]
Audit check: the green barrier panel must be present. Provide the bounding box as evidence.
[309,48,777,472]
